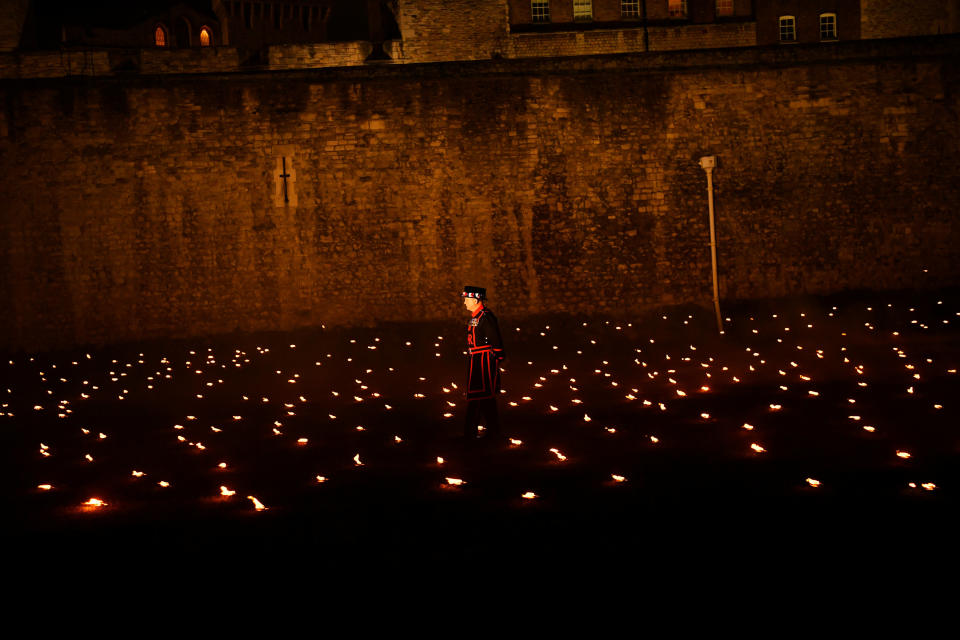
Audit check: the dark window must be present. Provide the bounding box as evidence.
[779,15,796,42]
[820,13,838,40]
[532,1,550,23]
[621,0,640,18]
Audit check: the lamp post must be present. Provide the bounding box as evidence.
[698,155,723,335]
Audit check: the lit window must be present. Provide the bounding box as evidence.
[621,0,640,18]
[531,0,550,23]
[716,0,733,17]
[154,25,167,47]
[200,26,212,47]
[820,13,838,40]
[574,0,593,21]
[668,0,688,19]
[779,15,796,42]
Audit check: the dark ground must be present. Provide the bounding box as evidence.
[4,288,960,587]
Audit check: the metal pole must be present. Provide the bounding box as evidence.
[699,156,723,335]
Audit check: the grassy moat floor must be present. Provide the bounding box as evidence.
[4,287,960,582]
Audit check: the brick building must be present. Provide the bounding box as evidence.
[506,1,757,56]
[755,0,860,45]
[509,0,754,28]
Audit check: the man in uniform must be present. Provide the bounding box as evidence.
[461,285,505,442]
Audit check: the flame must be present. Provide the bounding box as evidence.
[650,436,659,443]
[445,477,465,486]
[247,496,267,510]
[521,492,537,500]
[158,481,170,487]
[921,483,936,491]
[297,438,308,444]
[82,498,107,508]
[220,485,236,496]
[509,438,523,446]
[218,462,227,468]
[38,484,53,490]
[549,448,567,461]
[806,478,821,487]
[316,475,328,483]
[750,443,766,453]
[896,450,911,459]
[436,456,444,465]
[583,413,591,422]
[353,454,363,466]
[132,470,145,477]
[611,474,626,483]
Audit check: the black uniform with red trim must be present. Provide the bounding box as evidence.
[466,304,504,400]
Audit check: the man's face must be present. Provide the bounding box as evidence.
[463,297,481,313]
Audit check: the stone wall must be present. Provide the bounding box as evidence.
[397,0,510,62]
[266,40,404,69]
[0,50,113,79]
[861,0,960,39]
[1,37,959,351]
[139,47,242,75]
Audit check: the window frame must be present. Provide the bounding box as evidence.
[154,24,168,47]
[574,0,593,22]
[779,15,797,42]
[715,0,734,18]
[531,0,550,23]
[620,0,640,18]
[668,0,688,19]
[819,13,838,41]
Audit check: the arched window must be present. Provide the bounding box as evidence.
[779,15,796,42]
[154,24,168,47]
[200,26,213,46]
[820,13,838,41]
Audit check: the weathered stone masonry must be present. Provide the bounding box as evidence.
[1,37,958,351]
